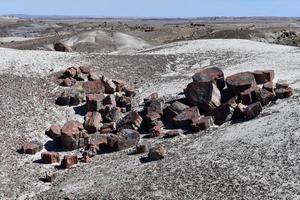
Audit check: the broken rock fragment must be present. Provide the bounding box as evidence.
[45,124,61,143]
[60,77,76,87]
[122,111,143,130]
[263,82,274,93]
[164,129,182,138]
[60,121,84,150]
[144,93,159,106]
[20,142,43,154]
[259,88,275,105]
[191,116,214,132]
[239,86,260,105]
[41,152,60,164]
[107,129,140,151]
[226,72,257,95]
[83,80,105,94]
[192,67,225,90]
[86,93,104,112]
[148,144,167,160]
[102,76,116,94]
[275,87,294,99]
[61,154,78,169]
[172,106,201,128]
[84,112,103,133]
[185,82,221,112]
[252,70,274,84]
[244,102,263,120]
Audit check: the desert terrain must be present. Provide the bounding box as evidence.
[0,16,300,199]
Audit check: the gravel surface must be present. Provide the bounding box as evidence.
[0,39,300,199]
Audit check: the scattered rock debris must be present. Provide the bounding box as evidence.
[19,66,294,182]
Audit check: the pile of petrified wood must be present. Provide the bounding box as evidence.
[20,66,294,175]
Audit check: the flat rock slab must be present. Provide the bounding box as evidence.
[226,72,257,95]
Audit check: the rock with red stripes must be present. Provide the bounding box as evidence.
[164,101,190,121]
[146,99,165,115]
[172,106,202,128]
[184,82,221,112]
[100,122,117,134]
[244,102,263,120]
[45,124,61,143]
[191,116,214,132]
[83,80,105,94]
[239,86,260,105]
[275,87,294,99]
[20,142,43,154]
[144,112,162,128]
[148,144,167,160]
[122,111,143,130]
[252,70,274,84]
[60,121,83,150]
[41,152,60,164]
[61,154,78,169]
[150,125,164,137]
[84,112,103,133]
[86,94,104,112]
[226,72,257,95]
[259,88,275,105]
[192,67,225,90]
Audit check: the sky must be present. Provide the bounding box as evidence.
[1,0,299,18]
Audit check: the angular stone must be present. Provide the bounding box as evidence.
[144,112,162,128]
[244,102,263,120]
[84,112,103,133]
[61,154,78,169]
[184,82,221,112]
[252,70,274,84]
[101,105,122,123]
[45,124,61,143]
[150,125,164,137]
[117,96,132,111]
[275,87,294,99]
[60,121,83,150]
[86,94,104,112]
[21,142,43,154]
[163,101,190,121]
[83,80,105,94]
[172,106,201,128]
[148,144,166,160]
[123,85,136,97]
[263,82,274,93]
[192,67,225,90]
[122,111,143,130]
[60,77,76,87]
[107,129,140,151]
[100,122,117,134]
[41,152,60,164]
[79,65,90,74]
[103,94,117,106]
[164,129,182,138]
[191,116,214,132]
[147,100,164,115]
[240,87,260,105]
[144,93,159,106]
[259,88,275,105]
[64,67,79,78]
[226,72,257,95]
[102,76,116,94]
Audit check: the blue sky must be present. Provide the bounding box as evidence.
[1,0,299,17]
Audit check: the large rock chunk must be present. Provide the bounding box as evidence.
[107,129,140,151]
[60,121,83,150]
[20,142,43,154]
[83,80,105,94]
[146,99,164,115]
[84,112,103,133]
[192,67,225,90]
[164,101,190,121]
[259,88,275,105]
[102,76,116,94]
[122,111,143,130]
[239,87,260,105]
[184,82,221,112]
[172,106,202,128]
[41,152,60,164]
[244,102,262,120]
[191,116,214,132]
[45,124,61,143]
[86,94,104,112]
[252,70,274,84]
[226,72,257,95]
[148,144,167,160]
[209,103,235,126]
